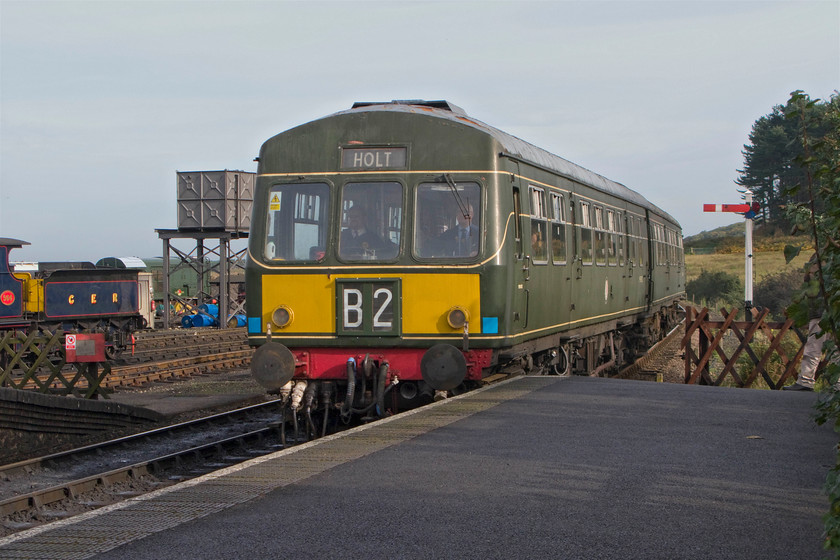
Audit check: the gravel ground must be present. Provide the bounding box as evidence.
[3,343,691,467]
[1,369,270,465]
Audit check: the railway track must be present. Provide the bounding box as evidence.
[0,401,290,532]
[5,328,254,392]
[122,328,250,364]
[614,320,685,381]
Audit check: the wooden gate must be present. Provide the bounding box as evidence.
[682,306,808,389]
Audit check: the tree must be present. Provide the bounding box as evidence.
[782,90,840,556]
[737,94,835,229]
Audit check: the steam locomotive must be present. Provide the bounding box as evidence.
[0,238,146,356]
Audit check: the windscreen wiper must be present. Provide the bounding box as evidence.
[443,174,472,221]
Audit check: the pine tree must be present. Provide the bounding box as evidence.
[737,94,833,228]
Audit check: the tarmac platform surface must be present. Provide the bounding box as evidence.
[0,375,835,559]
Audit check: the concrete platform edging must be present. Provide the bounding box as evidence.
[0,376,554,559]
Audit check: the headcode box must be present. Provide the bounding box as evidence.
[65,333,106,363]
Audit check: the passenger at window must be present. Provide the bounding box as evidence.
[438,203,479,257]
[531,226,546,260]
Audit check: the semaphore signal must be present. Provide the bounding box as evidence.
[703,191,761,313]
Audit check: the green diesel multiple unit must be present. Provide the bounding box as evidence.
[246,100,684,422]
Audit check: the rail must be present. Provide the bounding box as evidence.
[0,401,282,518]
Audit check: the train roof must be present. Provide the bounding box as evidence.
[0,238,30,249]
[96,256,148,270]
[335,101,679,226]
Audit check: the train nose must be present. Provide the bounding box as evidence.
[420,343,467,391]
[251,341,297,393]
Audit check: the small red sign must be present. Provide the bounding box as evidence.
[65,333,105,362]
[0,290,14,306]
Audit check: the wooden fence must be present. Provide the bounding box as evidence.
[0,329,112,399]
[682,306,808,389]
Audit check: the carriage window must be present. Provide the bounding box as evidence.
[339,182,402,261]
[264,183,330,262]
[660,225,667,266]
[594,206,606,266]
[579,201,592,265]
[639,218,646,267]
[550,192,567,265]
[653,223,660,265]
[616,211,625,266]
[653,223,665,266]
[607,209,617,266]
[530,187,547,218]
[414,181,481,259]
[667,228,679,266]
[677,233,684,266]
[529,186,548,263]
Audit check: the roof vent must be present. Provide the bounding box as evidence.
[351,100,466,116]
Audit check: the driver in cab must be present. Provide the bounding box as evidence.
[339,205,392,259]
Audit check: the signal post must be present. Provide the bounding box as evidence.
[703,190,761,313]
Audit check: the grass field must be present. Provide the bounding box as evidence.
[685,249,811,285]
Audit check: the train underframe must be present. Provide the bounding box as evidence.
[253,301,684,441]
[498,301,683,377]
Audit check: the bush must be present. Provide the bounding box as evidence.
[754,269,803,320]
[686,269,743,309]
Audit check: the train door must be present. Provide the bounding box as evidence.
[625,212,645,313]
[523,185,553,331]
[569,194,595,327]
[509,170,529,337]
[547,190,572,331]
[644,210,654,310]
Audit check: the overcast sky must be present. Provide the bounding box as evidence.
[1,0,838,262]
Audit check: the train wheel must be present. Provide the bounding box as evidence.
[105,343,122,360]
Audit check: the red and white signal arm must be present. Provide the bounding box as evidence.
[704,202,761,218]
[703,204,751,213]
[65,333,106,362]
